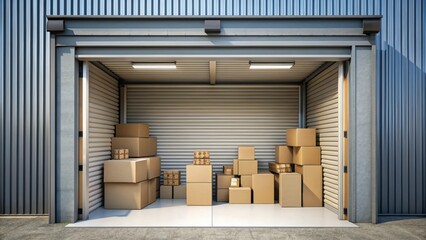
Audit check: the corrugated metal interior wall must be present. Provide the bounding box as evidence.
[0,0,424,215]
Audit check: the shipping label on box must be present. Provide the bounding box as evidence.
[230,177,240,188]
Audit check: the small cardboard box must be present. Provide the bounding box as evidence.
[223,165,233,175]
[230,177,240,188]
[173,185,186,199]
[148,178,158,204]
[187,183,212,206]
[112,137,157,157]
[229,187,251,204]
[194,150,210,159]
[186,165,212,183]
[115,123,149,138]
[160,185,173,199]
[252,173,274,204]
[233,159,239,175]
[240,175,252,188]
[279,173,302,207]
[275,146,293,163]
[295,165,323,207]
[238,160,258,175]
[293,147,321,165]
[216,189,229,202]
[104,181,148,209]
[238,146,255,160]
[286,128,316,147]
[216,173,233,189]
[104,159,148,183]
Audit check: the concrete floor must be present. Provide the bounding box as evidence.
[0,216,425,240]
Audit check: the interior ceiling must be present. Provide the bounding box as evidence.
[100,59,325,84]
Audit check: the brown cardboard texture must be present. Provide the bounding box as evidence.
[216,173,233,189]
[229,187,251,204]
[115,123,149,138]
[240,175,252,188]
[295,165,323,207]
[104,181,148,209]
[160,185,173,199]
[275,145,293,163]
[238,160,258,175]
[187,183,212,206]
[104,159,148,183]
[286,128,316,147]
[279,173,302,207]
[173,185,186,199]
[216,189,229,202]
[223,165,233,175]
[112,137,157,157]
[141,157,161,179]
[293,147,321,165]
[233,159,239,175]
[186,165,212,183]
[252,173,274,204]
[238,146,255,159]
[148,178,158,204]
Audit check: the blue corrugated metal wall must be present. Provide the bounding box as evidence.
[0,0,424,215]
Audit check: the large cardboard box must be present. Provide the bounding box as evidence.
[216,188,229,202]
[238,146,255,160]
[252,173,274,204]
[238,160,258,175]
[148,178,158,204]
[187,183,212,206]
[173,185,186,199]
[160,185,173,199]
[286,128,316,147]
[240,175,252,188]
[115,123,149,138]
[104,181,148,209]
[104,159,148,183]
[229,187,251,204]
[293,147,321,165]
[279,173,302,207]
[112,137,157,157]
[295,165,323,207]
[275,146,293,163]
[186,165,212,183]
[216,173,233,189]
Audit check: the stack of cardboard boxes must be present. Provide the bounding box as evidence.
[104,123,160,209]
[160,170,186,199]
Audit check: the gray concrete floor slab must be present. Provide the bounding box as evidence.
[0,216,425,240]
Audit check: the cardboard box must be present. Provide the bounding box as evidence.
[187,183,212,206]
[216,189,229,202]
[104,159,148,183]
[233,159,239,175]
[194,150,210,159]
[115,123,149,138]
[104,181,148,209]
[279,173,302,207]
[238,160,258,175]
[286,128,316,147]
[295,165,323,207]
[230,177,240,188]
[268,162,293,174]
[240,175,252,188]
[293,147,321,165]
[216,173,233,189]
[275,146,293,163]
[229,187,251,204]
[186,165,212,183]
[252,173,274,204]
[112,137,157,157]
[238,146,255,160]
[137,157,161,179]
[160,185,173,199]
[148,178,158,204]
[223,165,233,175]
[173,185,186,199]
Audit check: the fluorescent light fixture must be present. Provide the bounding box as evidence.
[132,62,176,69]
[249,62,294,70]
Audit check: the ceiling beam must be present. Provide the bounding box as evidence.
[209,61,216,85]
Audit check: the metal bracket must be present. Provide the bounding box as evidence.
[344,165,348,173]
[79,131,83,137]
[78,165,83,172]
[47,20,64,32]
[344,131,348,138]
[363,19,380,34]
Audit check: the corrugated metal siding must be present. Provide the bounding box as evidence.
[86,64,119,213]
[126,85,299,191]
[1,0,424,216]
[306,63,339,212]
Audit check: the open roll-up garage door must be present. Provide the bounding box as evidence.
[306,63,340,213]
[125,85,300,188]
